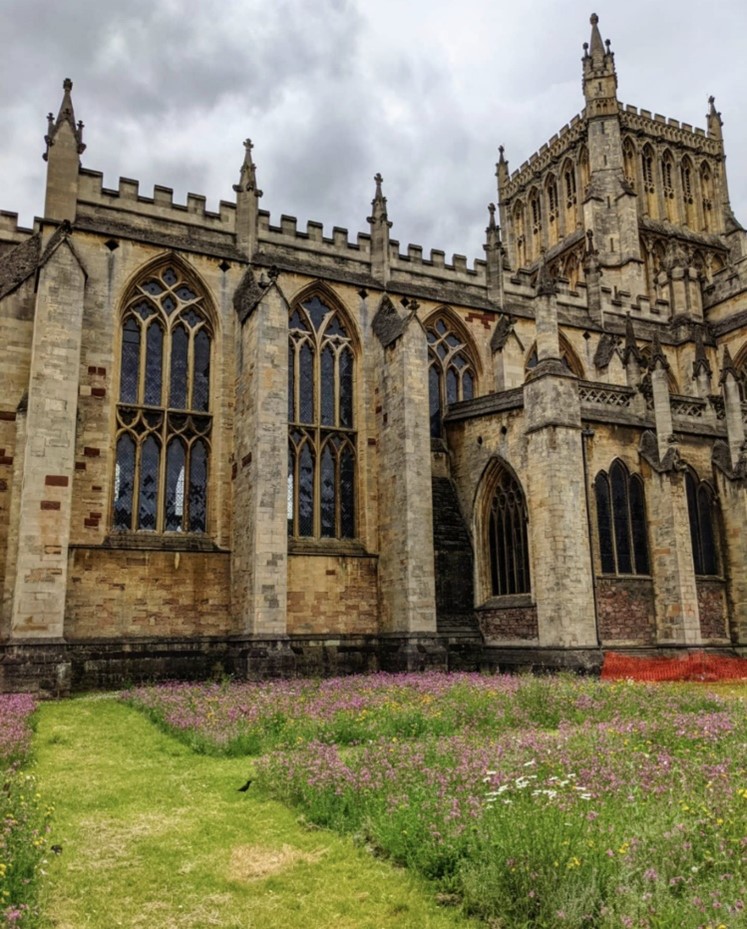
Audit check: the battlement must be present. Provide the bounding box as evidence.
[618,102,720,153]
[77,169,237,230]
[505,114,585,195]
[0,210,36,242]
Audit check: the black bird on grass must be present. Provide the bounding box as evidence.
[237,779,252,792]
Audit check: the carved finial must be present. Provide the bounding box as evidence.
[368,172,392,228]
[692,327,712,380]
[498,145,506,163]
[234,138,263,197]
[44,77,85,161]
[707,95,723,140]
[621,313,642,366]
[583,229,601,275]
[649,330,670,372]
[535,248,557,297]
[589,12,604,58]
[487,203,496,229]
[719,344,739,385]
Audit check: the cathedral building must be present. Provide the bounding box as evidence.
[1,15,746,691]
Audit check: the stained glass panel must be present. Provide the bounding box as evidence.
[113,435,135,530]
[299,343,314,423]
[164,439,186,531]
[595,473,615,574]
[629,476,650,575]
[321,346,335,426]
[320,444,335,537]
[189,440,208,533]
[193,329,210,411]
[298,444,314,537]
[144,322,163,406]
[611,462,632,574]
[339,348,353,428]
[340,446,355,539]
[138,435,160,530]
[120,318,141,404]
[169,324,188,409]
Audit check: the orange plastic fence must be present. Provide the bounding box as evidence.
[601,651,747,683]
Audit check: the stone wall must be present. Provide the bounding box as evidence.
[597,576,656,644]
[477,600,538,643]
[287,553,378,635]
[65,547,234,638]
[696,579,728,641]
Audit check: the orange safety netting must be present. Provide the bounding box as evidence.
[601,651,747,683]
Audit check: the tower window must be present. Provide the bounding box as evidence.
[685,472,720,576]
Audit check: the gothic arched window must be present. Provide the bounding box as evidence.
[681,156,696,228]
[661,150,676,222]
[113,264,212,533]
[426,315,475,438]
[700,162,714,232]
[529,188,542,260]
[685,471,719,576]
[488,467,531,596]
[641,145,657,217]
[288,294,356,540]
[562,159,578,232]
[513,201,527,268]
[594,461,649,575]
[546,174,559,246]
[622,137,637,190]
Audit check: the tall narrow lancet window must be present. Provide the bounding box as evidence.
[681,156,696,228]
[288,294,356,540]
[594,462,650,575]
[529,188,542,260]
[562,160,578,232]
[578,146,590,194]
[661,151,677,222]
[113,264,212,533]
[685,471,720,576]
[642,145,657,218]
[622,137,637,190]
[513,201,527,268]
[546,174,559,246]
[700,162,714,232]
[426,315,475,438]
[488,466,531,597]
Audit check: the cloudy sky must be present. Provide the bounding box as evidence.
[1,0,746,261]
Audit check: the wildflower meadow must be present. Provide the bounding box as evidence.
[0,694,52,929]
[126,673,747,929]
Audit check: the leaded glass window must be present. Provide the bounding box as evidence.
[685,471,720,576]
[594,461,649,575]
[488,467,531,596]
[288,295,356,539]
[113,264,212,533]
[427,316,475,438]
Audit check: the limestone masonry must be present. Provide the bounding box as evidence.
[2,15,747,691]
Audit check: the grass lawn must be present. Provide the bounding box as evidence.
[33,696,479,929]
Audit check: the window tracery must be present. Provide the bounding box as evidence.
[113,264,212,533]
[427,315,475,438]
[487,466,531,597]
[594,461,649,575]
[700,162,714,231]
[661,151,676,222]
[680,156,696,228]
[685,471,720,576]
[287,294,356,540]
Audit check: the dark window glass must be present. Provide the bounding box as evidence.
[164,439,185,531]
[429,364,442,438]
[446,368,458,406]
[462,370,474,401]
[339,348,353,428]
[488,469,531,596]
[689,481,719,577]
[120,318,141,404]
[629,476,649,574]
[288,296,356,541]
[138,435,160,530]
[611,462,633,574]
[298,443,314,537]
[193,329,210,411]
[321,346,335,426]
[169,324,188,409]
[189,440,208,533]
[596,463,649,576]
[144,322,163,406]
[114,434,135,529]
[299,343,314,423]
[114,265,212,535]
[686,472,701,573]
[340,446,355,539]
[320,444,335,537]
[595,473,615,574]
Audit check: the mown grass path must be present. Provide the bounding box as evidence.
[34,697,478,929]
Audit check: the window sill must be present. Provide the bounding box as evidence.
[288,538,373,558]
[95,532,225,553]
[477,593,533,610]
